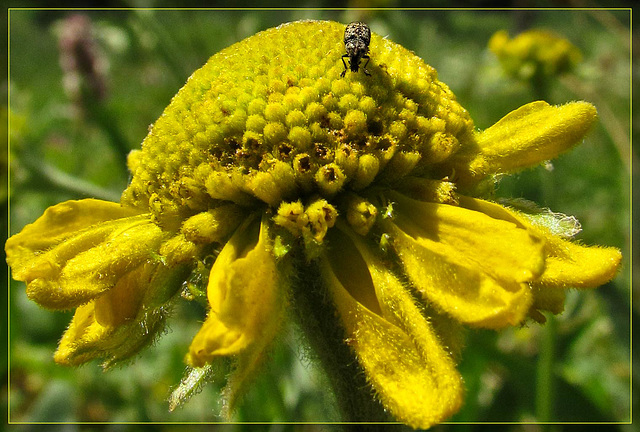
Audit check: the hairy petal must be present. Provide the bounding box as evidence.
[54,297,170,367]
[459,196,622,289]
[186,215,283,364]
[537,241,622,288]
[52,254,190,368]
[186,216,285,418]
[53,258,190,367]
[383,194,545,328]
[388,191,545,284]
[5,199,169,309]
[451,101,597,187]
[6,199,143,256]
[6,199,197,366]
[6,199,142,280]
[322,228,463,429]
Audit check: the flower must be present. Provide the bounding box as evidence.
[489,29,582,81]
[6,20,621,428]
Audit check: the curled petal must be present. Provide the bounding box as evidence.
[459,196,622,289]
[388,191,546,284]
[187,215,283,365]
[5,199,168,309]
[92,262,154,327]
[321,229,463,429]
[186,215,285,418]
[538,241,621,288]
[52,252,190,367]
[6,199,142,279]
[386,221,531,328]
[54,296,170,367]
[7,199,142,253]
[383,193,546,328]
[7,200,199,366]
[54,302,110,365]
[451,101,597,187]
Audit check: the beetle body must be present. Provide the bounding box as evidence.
[341,22,371,77]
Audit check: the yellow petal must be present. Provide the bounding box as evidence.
[538,241,621,288]
[93,262,154,327]
[54,302,109,365]
[54,297,169,367]
[6,199,142,254]
[383,194,540,328]
[388,191,546,284]
[451,101,597,187]
[322,229,463,429]
[52,256,190,366]
[7,202,196,366]
[6,199,142,279]
[187,215,282,366]
[26,219,163,309]
[459,196,622,289]
[5,199,167,309]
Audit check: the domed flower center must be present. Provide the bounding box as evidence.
[121,20,475,233]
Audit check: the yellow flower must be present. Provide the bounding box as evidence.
[489,29,583,81]
[6,21,621,428]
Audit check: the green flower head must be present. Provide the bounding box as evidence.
[6,20,621,428]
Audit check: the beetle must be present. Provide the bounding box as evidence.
[341,22,371,77]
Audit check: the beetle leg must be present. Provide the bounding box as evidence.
[341,54,349,77]
[362,55,371,76]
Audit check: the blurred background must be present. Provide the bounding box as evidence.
[3,4,634,432]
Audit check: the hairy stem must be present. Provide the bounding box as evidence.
[536,313,556,426]
[289,253,391,428]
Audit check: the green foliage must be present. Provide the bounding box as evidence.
[6,7,631,430]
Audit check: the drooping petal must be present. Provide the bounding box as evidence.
[7,199,143,255]
[6,199,201,366]
[388,191,546,284]
[52,248,193,366]
[383,192,544,328]
[537,240,622,288]
[5,199,169,309]
[186,215,285,418]
[6,199,141,279]
[54,294,170,367]
[321,228,464,430]
[459,196,622,289]
[187,215,283,364]
[54,302,109,365]
[450,101,597,187]
[92,262,154,327]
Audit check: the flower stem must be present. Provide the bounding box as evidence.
[536,313,556,426]
[289,254,391,427]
